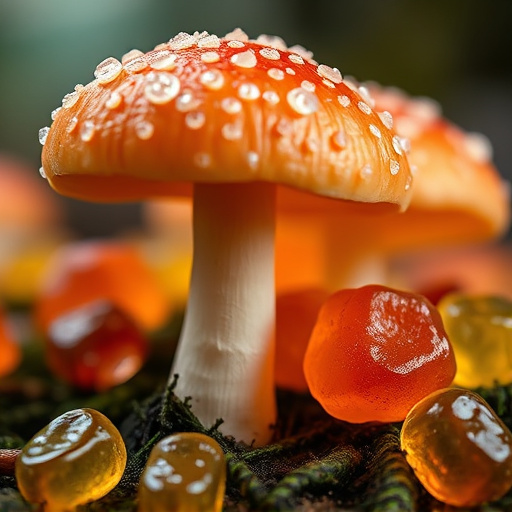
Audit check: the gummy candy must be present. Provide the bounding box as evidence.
[274,288,329,392]
[15,408,126,511]
[34,240,170,333]
[401,387,512,507]
[438,293,512,388]
[138,432,226,512]
[304,285,456,423]
[0,307,20,377]
[45,299,148,391]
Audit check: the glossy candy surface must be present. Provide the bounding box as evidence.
[15,408,126,512]
[401,387,512,507]
[304,285,456,423]
[34,240,169,333]
[138,432,226,512]
[438,294,512,388]
[45,299,148,391]
[0,307,20,377]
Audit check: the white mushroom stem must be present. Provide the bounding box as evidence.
[170,182,276,445]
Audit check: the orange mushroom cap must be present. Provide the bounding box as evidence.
[40,30,412,209]
[366,83,510,249]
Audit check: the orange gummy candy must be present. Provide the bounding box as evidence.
[45,300,148,391]
[34,240,170,332]
[304,285,456,423]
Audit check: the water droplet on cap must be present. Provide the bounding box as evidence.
[230,50,257,68]
[332,130,347,149]
[80,120,95,142]
[238,83,260,101]
[51,107,61,120]
[169,32,197,50]
[228,40,245,49]
[94,57,123,84]
[67,116,78,133]
[390,159,400,175]
[176,92,201,112]
[301,80,315,92]
[276,118,292,136]
[62,91,80,109]
[144,72,180,105]
[39,166,47,179]
[259,48,280,60]
[288,54,304,65]
[39,127,50,145]
[106,91,122,110]
[268,68,284,81]
[201,51,220,63]
[247,151,259,170]
[288,45,314,62]
[287,88,319,115]
[122,50,148,73]
[221,97,242,114]
[148,50,177,71]
[317,64,342,84]
[360,164,373,179]
[135,120,154,140]
[358,101,372,115]
[200,70,225,90]
[185,111,206,130]
[222,122,243,140]
[378,111,393,129]
[197,34,221,48]
[392,135,403,155]
[338,95,350,107]
[262,90,280,105]
[369,124,381,138]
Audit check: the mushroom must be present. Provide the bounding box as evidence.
[276,82,510,293]
[40,29,412,444]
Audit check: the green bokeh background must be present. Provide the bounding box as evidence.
[1,0,511,237]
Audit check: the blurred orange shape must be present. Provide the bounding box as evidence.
[34,240,170,333]
[45,300,148,391]
[0,308,21,377]
[274,288,329,392]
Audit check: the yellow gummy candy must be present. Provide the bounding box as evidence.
[138,432,226,512]
[15,408,126,512]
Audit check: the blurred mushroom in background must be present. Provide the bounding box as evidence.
[0,154,67,305]
[136,199,193,311]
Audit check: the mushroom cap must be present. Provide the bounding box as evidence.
[365,83,510,248]
[41,29,412,211]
